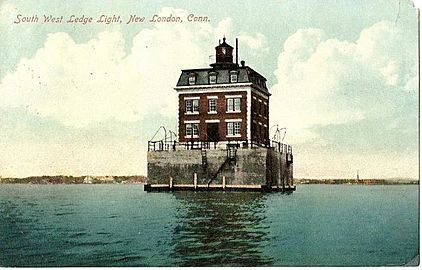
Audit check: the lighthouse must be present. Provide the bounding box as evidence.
[175,37,270,147]
[146,38,294,192]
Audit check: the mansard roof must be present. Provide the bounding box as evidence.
[175,65,269,95]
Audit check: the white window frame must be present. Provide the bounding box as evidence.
[208,98,217,113]
[263,102,268,118]
[230,70,238,83]
[226,97,241,113]
[188,74,196,85]
[185,123,199,138]
[209,74,217,84]
[185,99,199,114]
[226,121,241,137]
[230,73,238,83]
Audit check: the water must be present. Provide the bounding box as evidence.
[0,184,418,266]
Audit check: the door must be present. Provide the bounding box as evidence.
[207,123,219,141]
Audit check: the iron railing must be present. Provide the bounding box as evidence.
[148,139,292,154]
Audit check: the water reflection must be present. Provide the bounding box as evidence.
[171,191,273,266]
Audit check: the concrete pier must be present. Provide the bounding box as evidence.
[144,183,296,192]
[146,143,294,192]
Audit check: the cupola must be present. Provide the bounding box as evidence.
[210,37,238,69]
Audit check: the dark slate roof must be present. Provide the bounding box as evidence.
[176,66,269,95]
[215,38,233,49]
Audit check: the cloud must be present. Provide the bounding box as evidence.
[270,20,418,144]
[0,7,267,128]
[0,2,17,24]
[0,7,270,177]
[0,105,177,177]
[238,32,269,52]
[0,139,147,178]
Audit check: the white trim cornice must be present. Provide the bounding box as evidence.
[175,82,252,91]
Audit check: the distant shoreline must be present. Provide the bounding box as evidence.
[0,175,147,184]
[296,178,418,185]
[0,175,418,185]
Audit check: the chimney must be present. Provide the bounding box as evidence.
[236,38,239,66]
[241,60,245,67]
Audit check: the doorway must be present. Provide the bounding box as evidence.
[207,123,219,142]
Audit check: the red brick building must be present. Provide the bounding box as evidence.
[147,37,295,192]
[175,38,270,146]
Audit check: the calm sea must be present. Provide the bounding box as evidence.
[0,184,419,267]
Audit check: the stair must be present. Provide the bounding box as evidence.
[208,157,231,187]
[207,147,238,187]
[201,149,208,169]
[227,147,237,165]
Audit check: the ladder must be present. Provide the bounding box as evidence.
[201,149,208,169]
[227,147,237,165]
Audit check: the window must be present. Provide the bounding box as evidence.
[188,74,196,85]
[227,122,241,136]
[252,122,258,140]
[227,97,241,112]
[263,103,268,117]
[209,74,217,84]
[230,74,238,83]
[230,71,238,83]
[208,99,217,113]
[186,123,199,137]
[252,98,256,114]
[261,125,265,140]
[185,99,199,113]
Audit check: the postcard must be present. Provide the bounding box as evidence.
[0,0,419,267]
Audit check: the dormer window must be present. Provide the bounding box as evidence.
[188,74,196,85]
[209,72,217,84]
[230,70,238,83]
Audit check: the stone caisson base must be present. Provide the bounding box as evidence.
[146,147,294,192]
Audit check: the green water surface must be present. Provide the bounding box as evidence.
[0,184,418,266]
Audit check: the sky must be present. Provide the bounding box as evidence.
[0,0,419,179]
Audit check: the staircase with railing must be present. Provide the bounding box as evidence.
[207,146,237,187]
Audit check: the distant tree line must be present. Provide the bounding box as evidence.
[0,175,147,184]
[296,178,418,185]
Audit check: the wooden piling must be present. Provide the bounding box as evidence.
[193,173,197,189]
[222,176,226,190]
[277,154,282,189]
[169,177,173,189]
